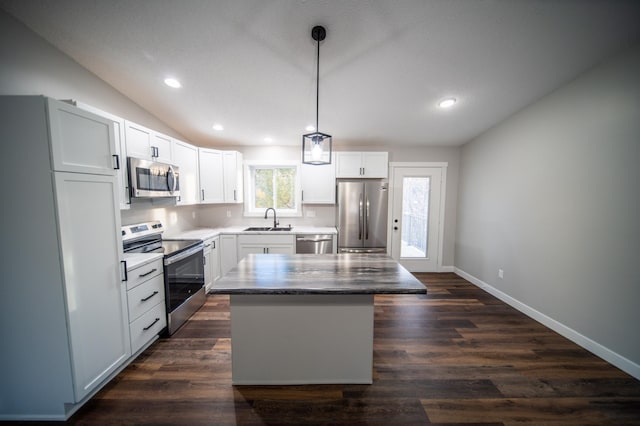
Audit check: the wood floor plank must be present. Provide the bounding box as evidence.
[57,272,640,425]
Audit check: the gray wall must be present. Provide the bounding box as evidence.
[0,9,183,138]
[456,44,640,375]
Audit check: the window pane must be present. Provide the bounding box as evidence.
[254,169,273,209]
[275,168,295,209]
[400,177,430,258]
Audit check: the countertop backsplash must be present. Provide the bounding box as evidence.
[120,203,336,234]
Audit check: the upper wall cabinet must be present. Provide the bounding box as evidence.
[124,120,172,164]
[335,152,388,178]
[171,139,200,205]
[72,101,131,209]
[48,100,117,176]
[222,151,244,203]
[199,148,225,203]
[301,153,336,204]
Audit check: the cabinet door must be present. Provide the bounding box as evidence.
[124,120,153,160]
[153,133,172,164]
[172,140,199,205]
[335,152,364,178]
[74,101,131,209]
[199,148,224,203]
[267,245,295,254]
[47,99,117,176]
[53,172,130,402]
[211,237,221,282]
[203,244,213,291]
[220,234,238,276]
[238,244,267,260]
[223,151,243,203]
[362,152,389,178]
[301,154,336,204]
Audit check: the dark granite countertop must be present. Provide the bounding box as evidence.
[211,254,427,295]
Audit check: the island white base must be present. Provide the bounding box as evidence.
[230,294,374,385]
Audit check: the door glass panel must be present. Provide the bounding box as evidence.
[400,177,430,258]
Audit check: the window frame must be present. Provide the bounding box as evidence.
[243,161,302,217]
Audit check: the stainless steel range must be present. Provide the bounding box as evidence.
[122,221,205,335]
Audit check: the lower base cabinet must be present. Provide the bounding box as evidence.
[125,259,166,354]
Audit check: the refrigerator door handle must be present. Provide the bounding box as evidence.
[358,192,363,240]
[365,197,370,240]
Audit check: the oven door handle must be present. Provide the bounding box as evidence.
[163,243,204,266]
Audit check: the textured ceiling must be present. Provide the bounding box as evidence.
[2,0,640,148]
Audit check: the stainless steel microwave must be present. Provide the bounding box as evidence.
[128,157,180,198]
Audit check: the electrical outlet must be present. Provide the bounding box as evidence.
[226,210,231,218]
[498,269,504,279]
[191,211,196,219]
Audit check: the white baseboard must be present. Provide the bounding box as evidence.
[439,265,455,272]
[455,268,640,380]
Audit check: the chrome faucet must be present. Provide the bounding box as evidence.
[264,207,278,228]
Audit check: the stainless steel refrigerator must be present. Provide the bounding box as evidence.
[337,180,388,253]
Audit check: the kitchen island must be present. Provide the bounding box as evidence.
[211,253,426,385]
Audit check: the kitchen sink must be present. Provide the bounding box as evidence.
[243,226,293,232]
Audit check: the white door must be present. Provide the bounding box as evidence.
[390,166,443,272]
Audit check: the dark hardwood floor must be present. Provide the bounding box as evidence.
[64,273,639,425]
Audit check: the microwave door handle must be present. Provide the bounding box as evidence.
[167,165,177,193]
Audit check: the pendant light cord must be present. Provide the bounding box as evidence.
[316,36,320,132]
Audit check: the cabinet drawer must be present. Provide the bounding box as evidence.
[127,258,163,290]
[127,274,165,322]
[130,301,166,354]
[237,234,295,246]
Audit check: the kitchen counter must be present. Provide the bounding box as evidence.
[214,253,425,385]
[164,225,337,240]
[212,253,426,294]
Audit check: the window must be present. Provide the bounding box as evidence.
[244,162,301,216]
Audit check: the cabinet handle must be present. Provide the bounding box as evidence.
[140,291,159,302]
[112,154,120,170]
[233,189,237,201]
[213,241,215,249]
[202,189,205,201]
[143,317,160,331]
[138,268,157,278]
[121,260,128,282]
[301,190,304,201]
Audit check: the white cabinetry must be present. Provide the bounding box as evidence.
[199,148,225,203]
[222,151,243,203]
[72,101,131,209]
[203,236,221,292]
[301,153,336,204]
[172,139,200,205]
[125,259,166,354]
[237,234,295,259]
[335,152,388,178]
[0,96,129,419]
[124,120,172,163]
[220,234,238,276]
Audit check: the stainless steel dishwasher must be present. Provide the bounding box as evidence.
[296,234,334,254]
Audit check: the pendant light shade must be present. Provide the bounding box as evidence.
[303,25,332,165]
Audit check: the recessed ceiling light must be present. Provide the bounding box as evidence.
[438,98,457,108]
[264,137,273,143]
[305,125,315,132]
[164,77,182,88]
[212,124,224,131]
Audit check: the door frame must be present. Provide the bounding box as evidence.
[388,162,448,272]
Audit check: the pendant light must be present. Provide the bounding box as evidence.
[302,25,332,165]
